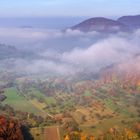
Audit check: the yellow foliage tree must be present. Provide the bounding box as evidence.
[64,134,70,140]
[89,135,95,140]
[80,132,87,140]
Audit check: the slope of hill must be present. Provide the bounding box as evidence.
[118,15,140,29]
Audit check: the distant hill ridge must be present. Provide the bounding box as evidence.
[0,44,19,59]
[70,15,140,32]
[117,15,140,29]
[0,43,37,60]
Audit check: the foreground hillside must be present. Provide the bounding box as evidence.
[0,72,140,139]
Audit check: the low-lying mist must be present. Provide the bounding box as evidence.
[0,27,140,78]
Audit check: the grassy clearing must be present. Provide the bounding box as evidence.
[45,97,56,104]
[3,87,45,115]
[84,90,92,96]
[29,88,46,99]
[4,87,26,105]
[105,99,118,110]
[28,87,56,105]
[105,98,131,116]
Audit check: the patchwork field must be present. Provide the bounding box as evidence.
[44,127,60,140]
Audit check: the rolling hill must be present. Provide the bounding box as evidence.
[71,17,128,32]
[70,15,140,32]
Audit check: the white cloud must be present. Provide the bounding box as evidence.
[1,27,140,77]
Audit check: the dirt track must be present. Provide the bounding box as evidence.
[44,127,60,140]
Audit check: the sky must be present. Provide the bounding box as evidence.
[0,0,140,17]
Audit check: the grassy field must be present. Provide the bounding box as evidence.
[28,87,57,105]
[105,99,118,110]
[28,88,46,99]
[3,87,45,115]
[84,90,92,96]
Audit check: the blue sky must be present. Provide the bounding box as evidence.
[0,0,140,17]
